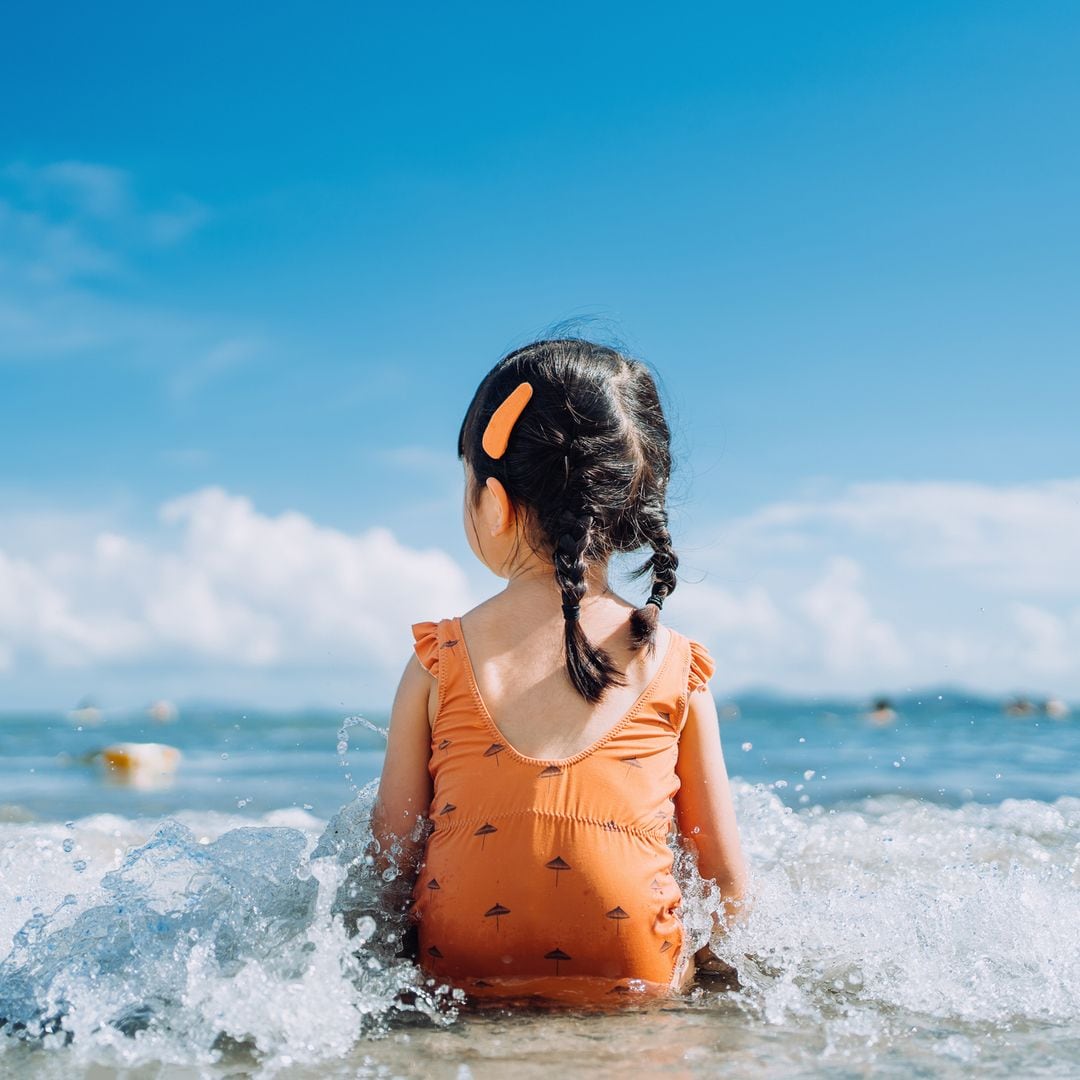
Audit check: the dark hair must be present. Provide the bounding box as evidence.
[457,338,678,703]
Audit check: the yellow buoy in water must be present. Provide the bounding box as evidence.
[98,742,182,789]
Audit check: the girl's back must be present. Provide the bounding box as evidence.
[409,603,714,997]
[458,591,673,760]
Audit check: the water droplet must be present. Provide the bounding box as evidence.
[62,839,74,853]
[803,770,815,781]
[741,742,753,752]
[220,752,229,760]
[72,860,87,873]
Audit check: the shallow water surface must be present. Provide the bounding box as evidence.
[1,694,1078,1077]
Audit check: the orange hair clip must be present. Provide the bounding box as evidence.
[481,381,534,459]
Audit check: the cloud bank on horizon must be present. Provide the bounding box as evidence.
[1,479,1076,709]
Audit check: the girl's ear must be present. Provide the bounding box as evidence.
[484,476,516,535]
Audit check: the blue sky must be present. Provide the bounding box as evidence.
[1,3,1078,708]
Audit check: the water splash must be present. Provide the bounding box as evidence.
[704,786,1080,1055]
[2,785,1078,1075]
[336,716,388,797]
[0,790,456,1072]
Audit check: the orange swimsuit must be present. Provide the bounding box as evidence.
[409,616,715,1002]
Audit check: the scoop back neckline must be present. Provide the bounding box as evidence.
[451,614,680,768]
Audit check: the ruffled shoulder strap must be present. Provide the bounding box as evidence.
[411,620,441,679]
[687,638,716,694]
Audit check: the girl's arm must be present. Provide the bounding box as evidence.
[369,655,435,892]
[674,686,749,927]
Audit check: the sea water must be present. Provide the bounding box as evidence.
[1,693,1078,1077]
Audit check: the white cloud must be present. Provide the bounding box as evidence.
[667,477,1080,697]
[4,160,132,219]
[0,159,235,388]
[0,489,474,689]
[1010,603,1079,675]
[168,338,258,400]
[722,478,1080,594]
[1,478,1077,705]
[796,556,909,675]
[2,160,206,242]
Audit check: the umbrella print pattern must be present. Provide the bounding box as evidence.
[410,620,695,985]
[545,855,571,886]
[545,948,571,975]
[484,902,511,930]
[606,906,630,935]
[474,822,497,849]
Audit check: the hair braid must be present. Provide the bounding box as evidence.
[551,456,625,703]
[628,509,679,650]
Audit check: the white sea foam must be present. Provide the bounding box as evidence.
[1,784,1078,1076]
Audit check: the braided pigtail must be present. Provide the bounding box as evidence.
[628,510,679,651]
[552,502,625,703]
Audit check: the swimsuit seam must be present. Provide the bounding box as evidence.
[429,806,673,837]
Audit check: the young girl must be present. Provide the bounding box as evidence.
[372,339,747,1001]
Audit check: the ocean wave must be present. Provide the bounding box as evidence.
[1,784,1078,1074]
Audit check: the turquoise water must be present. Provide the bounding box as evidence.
[2,690,1076,821]
[1,691,1078,1077]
